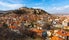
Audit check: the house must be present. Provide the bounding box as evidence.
[62,19,69,26]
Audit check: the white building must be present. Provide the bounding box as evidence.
[62,19,68,26]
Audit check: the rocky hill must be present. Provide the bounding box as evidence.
[0,7,50,15]
[0,7,57,40]
[0,7,57,29]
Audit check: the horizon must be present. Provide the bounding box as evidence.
[0,0,69,14]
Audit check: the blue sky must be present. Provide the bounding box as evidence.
[0,0,69,14]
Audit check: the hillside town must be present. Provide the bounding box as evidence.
[0,7,69,40]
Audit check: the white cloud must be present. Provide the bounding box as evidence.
[0,0,23,3]
[33,7,42,9]
[52,5,69,11]
[0,1,24,10]
[44,5,69,13]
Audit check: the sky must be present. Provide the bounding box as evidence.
[0,0,69,14]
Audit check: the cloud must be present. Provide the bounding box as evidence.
[52,5,69,11]
[33,7,42,9]
[0,1,24,10]
[0,0,23,3]
[46,5,69,13]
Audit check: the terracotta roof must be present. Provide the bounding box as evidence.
[56,30,69,36]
